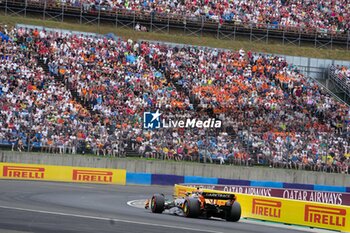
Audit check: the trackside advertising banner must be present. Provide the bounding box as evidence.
[0,163,126,185]
[174,185,350,232]
[184,184,349,206]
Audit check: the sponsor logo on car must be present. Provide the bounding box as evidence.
[72,170,113,183]
[202,193,234,199]
[177,188,188,196]
[304,205,346,227]
[3,165,45,179]
[252,198,282,218]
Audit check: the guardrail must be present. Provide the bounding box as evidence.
[1,152,350,186]
[0,0,349,50]
[125,172,350,194]
[174,184,350,232]
[329,66,350,102]
[1,161,349,194]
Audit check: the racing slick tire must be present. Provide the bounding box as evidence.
[226,202,241,222]
[150,194,165,213]
[183,198,200,218]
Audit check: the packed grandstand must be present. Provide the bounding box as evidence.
[0,24,349,173]
[21,0,350,35]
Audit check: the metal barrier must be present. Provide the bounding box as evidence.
[329,66,350,102]
[0,0,349,50]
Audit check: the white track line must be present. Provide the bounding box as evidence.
[127,200,147,209]
[0,205,222,233]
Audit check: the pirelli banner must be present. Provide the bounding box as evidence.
[174,184,350,232]
[0,163,126,185]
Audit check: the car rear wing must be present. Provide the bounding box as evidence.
[201,192,235,200]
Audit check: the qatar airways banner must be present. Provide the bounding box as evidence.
[186,184,349,206]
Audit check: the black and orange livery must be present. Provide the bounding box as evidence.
[145,189,241,222]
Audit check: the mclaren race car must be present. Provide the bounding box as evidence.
[145,189,241,222]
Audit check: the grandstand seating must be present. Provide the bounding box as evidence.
[36,0,350,35]
[0,26,349,173]
[1,0,349,37]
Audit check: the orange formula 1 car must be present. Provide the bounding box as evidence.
[145,190,241,222]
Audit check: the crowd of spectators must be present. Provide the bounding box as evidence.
[0,26,131,156]
[0,25,349,173]
[37,0,350,35]
[330,65,350,91]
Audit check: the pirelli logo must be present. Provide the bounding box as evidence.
[304,205,346,227]
[252,199,282,218]
[72,170,113,183]
[3,166,45,179]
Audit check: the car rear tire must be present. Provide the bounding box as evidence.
[226,202,241,222]
[183,198,200,218]
[150,194,165,213]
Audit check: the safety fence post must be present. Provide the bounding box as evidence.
[43,0,46,20]
[5,0,7,15]
[24,0,27,17]
[79,4,82,24]
[132,11,135,31]
[266,23,269,44]
[150,13,152,32]
[249,24,252,42]
[97,3,101,33]
[167,14,170,34]
[61,2,64,22]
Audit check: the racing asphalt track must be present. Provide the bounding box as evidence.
[0,180,334,233]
